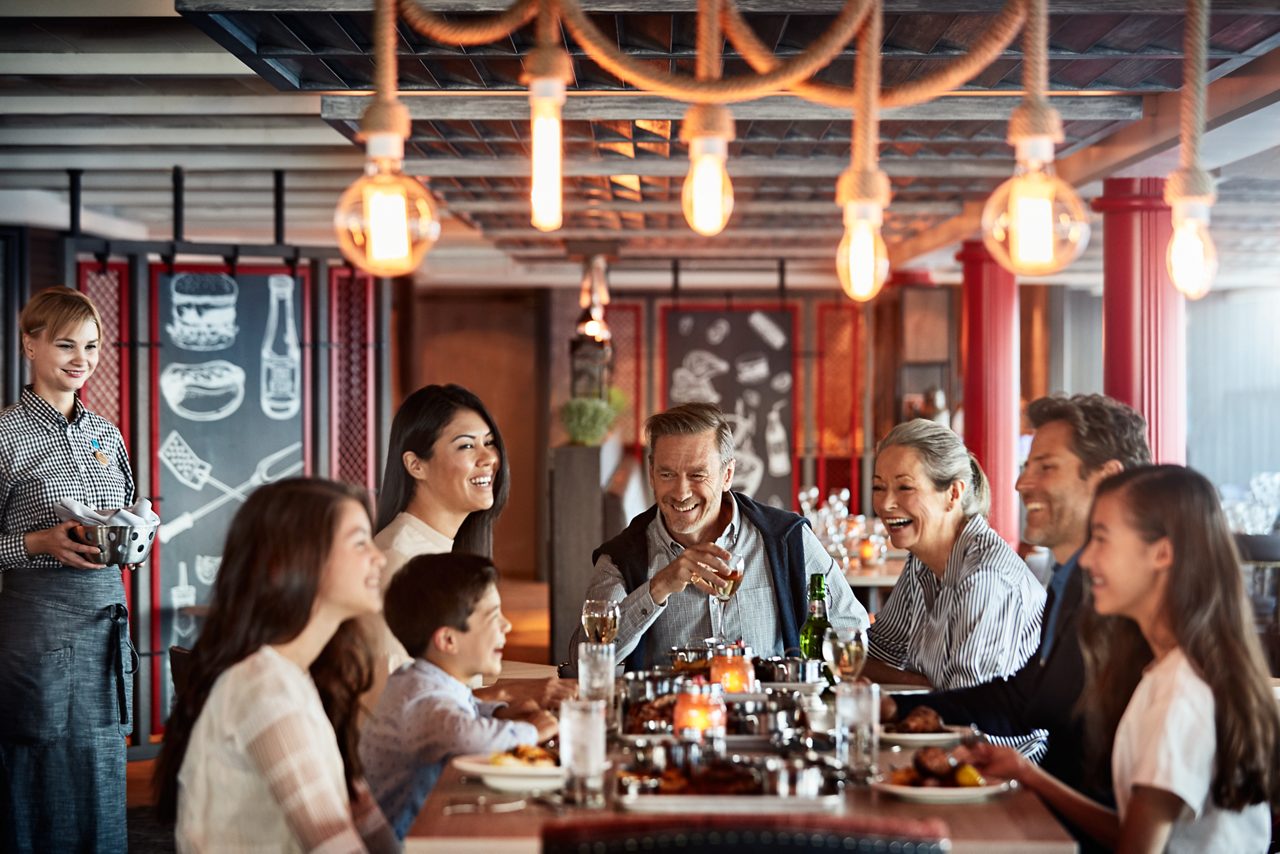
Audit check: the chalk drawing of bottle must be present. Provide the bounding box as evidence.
[261,274,301,420]
[766,401,791,478]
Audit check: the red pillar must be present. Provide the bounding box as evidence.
[1092,177,1187,464]
[957,240,1020,544]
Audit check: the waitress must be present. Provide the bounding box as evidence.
[0,288,137,853]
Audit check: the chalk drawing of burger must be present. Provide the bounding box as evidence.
[167,273,239,351]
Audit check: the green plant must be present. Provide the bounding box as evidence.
[560,397,616,446]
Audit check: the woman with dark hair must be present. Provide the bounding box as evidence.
[155,478,397,852]
[863,418,1045,692]
[365,384,508,700]
[0,288,137,853]
[969,465,1279,852]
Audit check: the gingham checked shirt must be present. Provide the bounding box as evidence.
[0,387,134,571]
[581,494,870,665]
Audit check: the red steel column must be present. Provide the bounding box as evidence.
[1092,177,1186,464]
[957,240,1020,544]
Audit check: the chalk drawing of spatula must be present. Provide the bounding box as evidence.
[159,442,303,543]
[159,430,247,501]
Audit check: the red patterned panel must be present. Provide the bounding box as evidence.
[77,263,130,435]
[329,269,376,493]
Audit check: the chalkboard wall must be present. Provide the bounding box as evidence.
[153,268,307,715]
[663,305,797,509]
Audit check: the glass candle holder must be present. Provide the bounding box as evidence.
[673,681,727,741]
[709,644,755,693]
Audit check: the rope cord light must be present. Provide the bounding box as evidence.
[978,0,1090,276]
[334,0,1150,300]
[332,0,440,277]
[1163,0,1218,299]
[835,0,890,302]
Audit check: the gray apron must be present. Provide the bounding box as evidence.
[0,565,136,854]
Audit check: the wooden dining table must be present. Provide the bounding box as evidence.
[407,659,1079,854]
[406,752,1079,854]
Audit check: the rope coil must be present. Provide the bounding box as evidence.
[1165,0,1216,206]
[1006,0,1062,144]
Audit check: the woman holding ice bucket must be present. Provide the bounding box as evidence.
[0,288,140,853]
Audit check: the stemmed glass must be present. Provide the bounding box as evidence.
[822,625,869,683]
[581,599,620,644]
[708,554,745,644]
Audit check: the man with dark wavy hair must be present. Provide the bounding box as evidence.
[891,393,1151,810]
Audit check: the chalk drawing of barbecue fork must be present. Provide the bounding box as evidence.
[159,442,303,543]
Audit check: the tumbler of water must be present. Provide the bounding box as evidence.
[835,682,880,784]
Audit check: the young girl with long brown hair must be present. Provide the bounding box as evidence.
[155,478,398,852]
[968,464,1279,852]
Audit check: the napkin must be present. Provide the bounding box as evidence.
[55,497,160,528]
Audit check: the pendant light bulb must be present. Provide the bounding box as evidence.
[334,132,440,277]
[836,202,890,302]
[981,137,1090,276]
[1167,201,1217,300]
[529,78,566,233]
[682,136,734,237]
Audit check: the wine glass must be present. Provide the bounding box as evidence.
[822,625,869,683]
[708,554,745,643]
[581,599,620,644]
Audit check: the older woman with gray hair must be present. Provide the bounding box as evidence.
[862,419,1045,691]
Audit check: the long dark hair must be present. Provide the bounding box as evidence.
[1079,465,1280,811]
[375,383,509,556]
[155,478,376,822]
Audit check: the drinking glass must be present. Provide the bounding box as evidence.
[708,554,745,643]
[835,681,880,783]
[559,698,608,808]
[581,599,620,644]
[577,642,615,705]
[821,625,869,683]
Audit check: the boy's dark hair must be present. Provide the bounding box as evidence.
[384,553,499,659]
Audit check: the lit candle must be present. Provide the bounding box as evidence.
[673,683,726,740]
[710,646,755,694]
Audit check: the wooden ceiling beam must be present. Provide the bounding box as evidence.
[446,198,960,215]
[324,93,1143,123]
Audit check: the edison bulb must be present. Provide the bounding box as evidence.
[529,78,566,232]
[836,202,890,302]
[576,305,611,343]
[981,137,1090,276]
[682,136,734,237]
[334,154,439,277]
[1167,203,1217,300]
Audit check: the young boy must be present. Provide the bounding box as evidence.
[360,553,557,838]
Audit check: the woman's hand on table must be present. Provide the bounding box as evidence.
[24,521,106,569]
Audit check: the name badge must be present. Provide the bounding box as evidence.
[91,438,110,466]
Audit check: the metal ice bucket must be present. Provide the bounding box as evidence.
[72,524,158,568]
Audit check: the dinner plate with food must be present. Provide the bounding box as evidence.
[873,746,1013,804]
[452,745,566,792]
[879,706,971,747]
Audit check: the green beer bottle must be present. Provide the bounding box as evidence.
[798,573,831,660]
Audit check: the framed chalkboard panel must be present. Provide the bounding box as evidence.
[661,304,798,510]
[149,264,310,727]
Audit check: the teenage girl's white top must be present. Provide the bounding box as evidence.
[177,646,396,853]
[1112,647,1271,853]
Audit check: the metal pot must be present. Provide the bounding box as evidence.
[755,656,825,684]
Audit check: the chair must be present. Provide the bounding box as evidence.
[542,813,950,854]
[169,645,194,700]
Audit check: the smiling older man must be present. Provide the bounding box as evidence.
[569,402,868,671]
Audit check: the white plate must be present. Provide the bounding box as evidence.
[872,778,1013,804]
[451,753,567,793]
[760,681,825,695]
[618,793,843,814]
[878,724,970,747]
[877,683,931,696]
